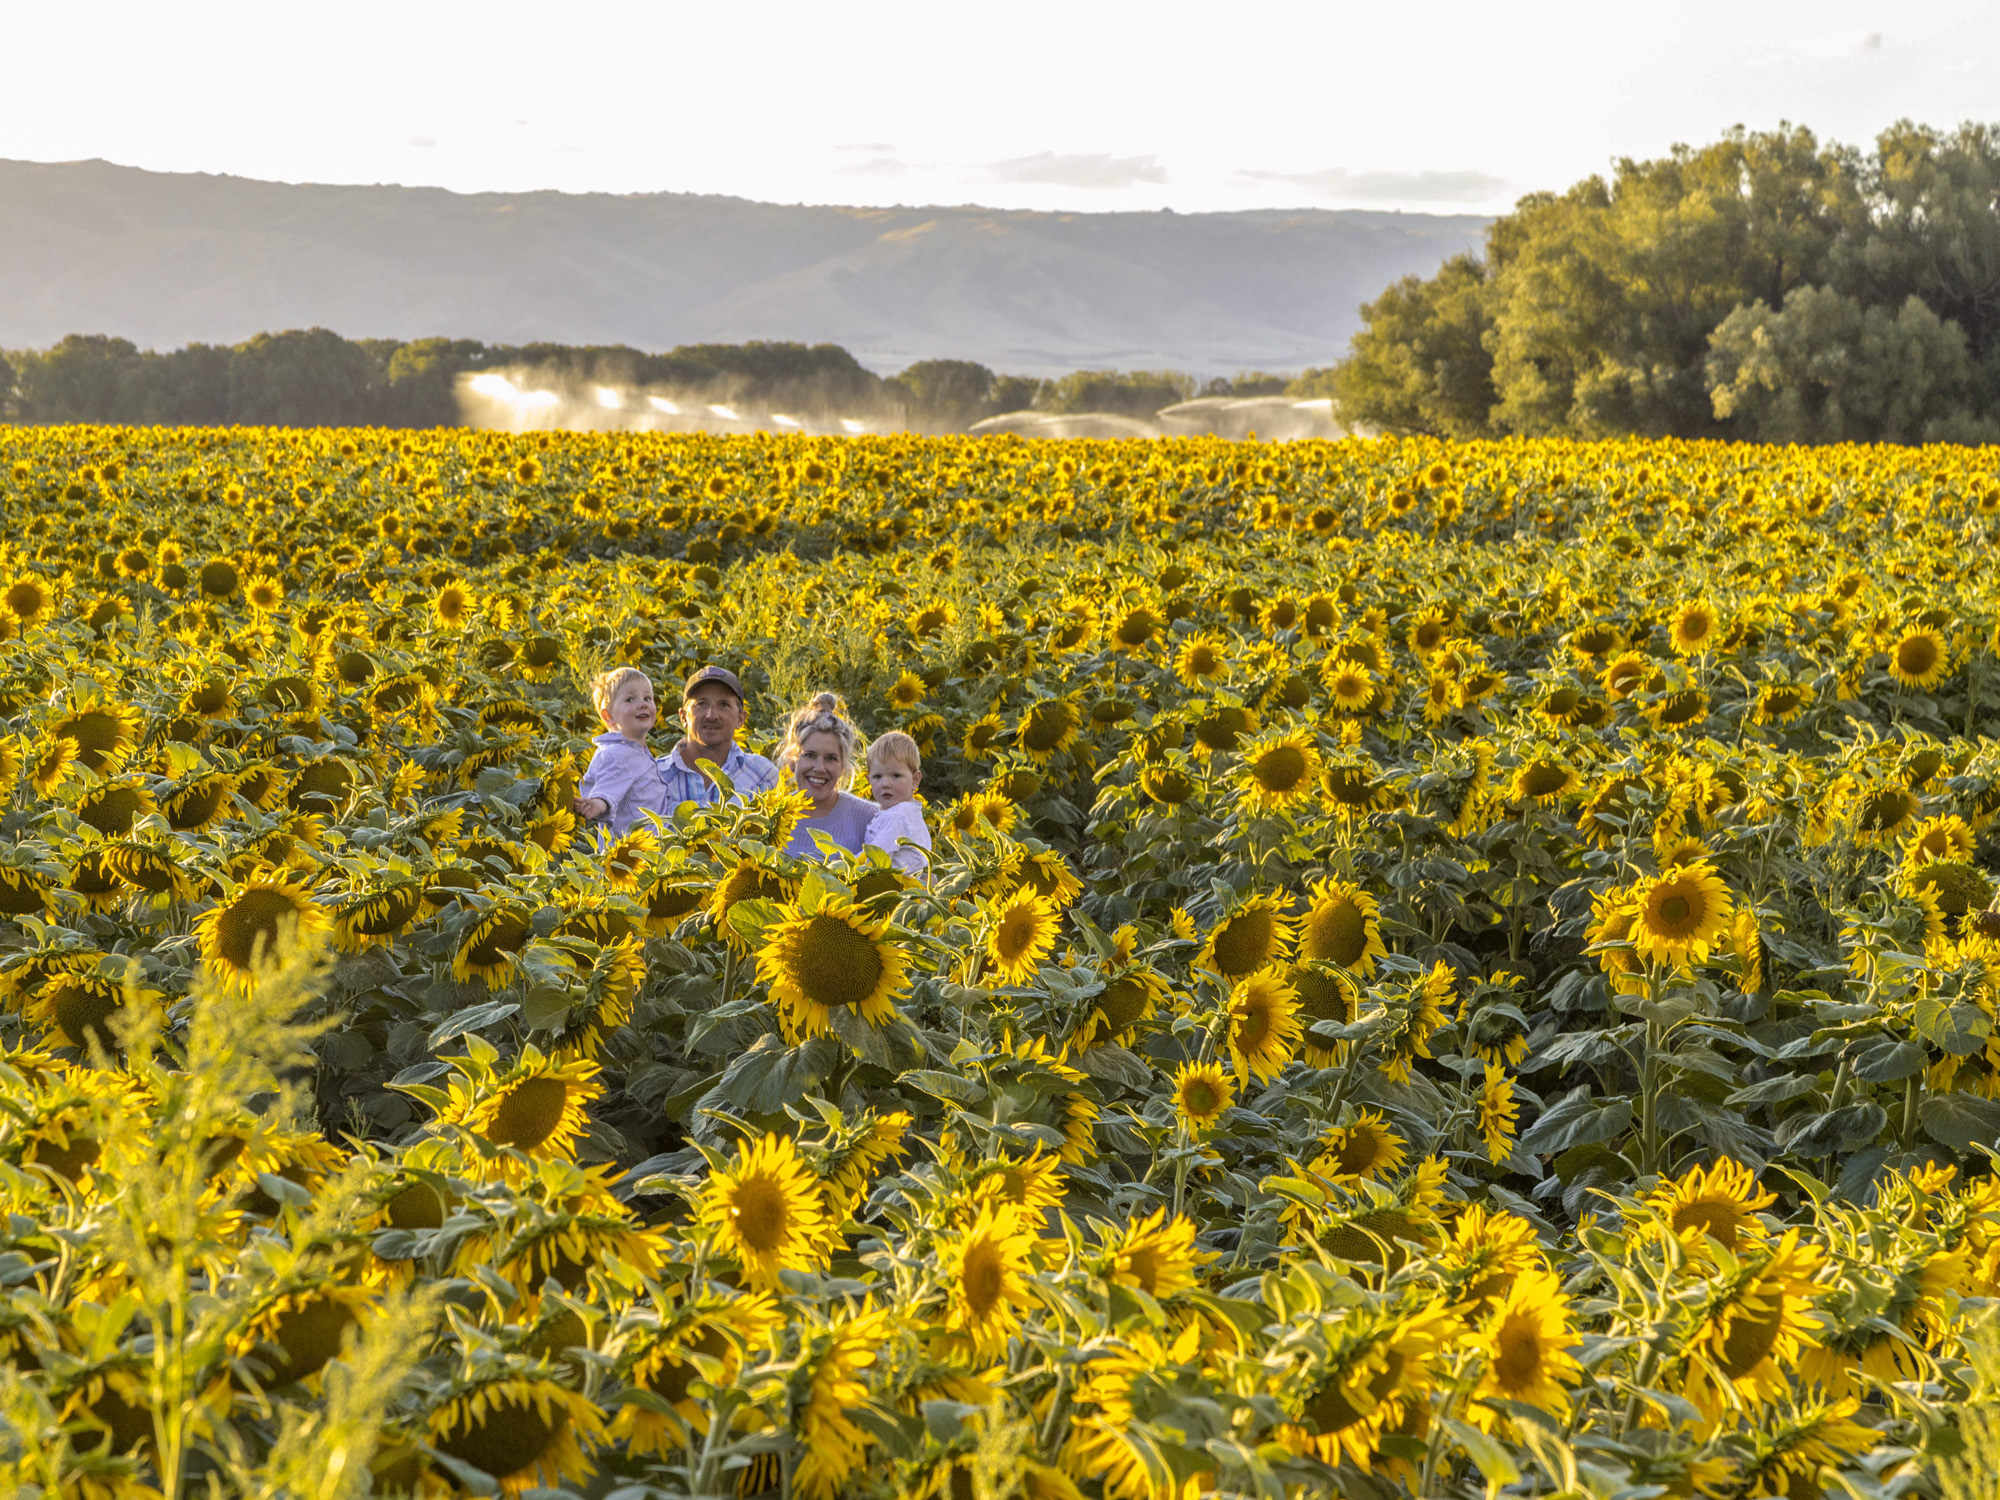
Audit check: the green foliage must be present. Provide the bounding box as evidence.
[1334,118,2000,443]
[1034,368,1196,419]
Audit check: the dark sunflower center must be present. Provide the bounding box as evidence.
[1717,1294,1785,1378]
[487,1075,570,1152]
[1183,1079,1219,1115]
[729,1174,791,1254]
[216,888,305,970]
[962,1240,1006,1317]
[1658,895,1692,927]
[1671,1200,1743,1249]
[1307,900,1367,967]
[437,1396,564,1481]
[1210,912,1277,978]
[1254,746,1307,793]
[1491,1313,1545,1388]
[790,913,884,1008]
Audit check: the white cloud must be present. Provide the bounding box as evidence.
[985,152,1168,190]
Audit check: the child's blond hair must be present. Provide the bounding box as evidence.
[590,666,651,719]
[867,730,921,776]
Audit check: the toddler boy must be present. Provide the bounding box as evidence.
[863,730,932,876]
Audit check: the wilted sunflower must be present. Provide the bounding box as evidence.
[1237,728,1322,813]
[1886,625,1950,689]
[1627,862,1733,969]
[1196,892,1294,980]
[1173,1060,1234,1135]
[1226,967,1301,1085]
[940,1201,1036,1356]
[985,887,1060,982]
[427,1376,606,1498]
[1475,1066,1519,1164]
[1468,1269,1581,1430]
[193,875,331,989]
[759,897,909,1043]
[332,880,428,951]
[699,1131,829,1289]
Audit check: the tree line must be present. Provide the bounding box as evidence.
[0,331,1300,432]
[1329,119,2000,444]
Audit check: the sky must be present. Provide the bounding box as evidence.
[4,0,1999,216]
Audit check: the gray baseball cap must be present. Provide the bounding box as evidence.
[683,665,746,702]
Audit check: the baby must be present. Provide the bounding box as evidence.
[574,666,672,838]
[863,731,932,877]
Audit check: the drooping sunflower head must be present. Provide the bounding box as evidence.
[426,1375,606,1498]
[1103,1207,1209,1302]
[453,902,534,985]
[1852,783,1921,841]
[1016,697,1080,764]
[194,875,331,991]
[1510,756,1579,807]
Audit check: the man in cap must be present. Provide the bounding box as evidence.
[656,665,780,806]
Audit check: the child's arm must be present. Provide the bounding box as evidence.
[578,742,647,827]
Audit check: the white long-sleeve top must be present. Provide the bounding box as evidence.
[863,799,932,876]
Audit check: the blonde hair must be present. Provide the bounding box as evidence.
[590,666,651,718]
[777,692,864,771]
[868,730,921,776]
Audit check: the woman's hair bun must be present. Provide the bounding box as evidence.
[809,691,840,712]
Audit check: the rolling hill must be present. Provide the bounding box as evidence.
[0,158,1486,376]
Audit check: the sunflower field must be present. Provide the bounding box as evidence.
[1,425,1999,1500]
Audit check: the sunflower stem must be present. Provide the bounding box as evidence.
[1899,1071,1920,1151]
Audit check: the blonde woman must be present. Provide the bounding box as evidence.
[777,693,875,859]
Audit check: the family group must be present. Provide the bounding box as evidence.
[570,665,932,873]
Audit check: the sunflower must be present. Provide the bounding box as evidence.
[48,693,141,776]
[193,875,331,990]
[1852,783,1920,840]
[887,670,926,710]
[1601,652,1651,700]
[433,582,476,630]
[1468,1269,1581,1429]
[1077,965,1168,1048]
[75,780,156,837]
[1107,604,1162,653]
[1103,1208,1207,1302]
[1475,1066,1519,1164]
[971,1144,1067,1215]
[541,937,645,1060]
[1906,857,1995,916]
[792,1305,892,1500]
[243,575,284,613]
[1280,1301,1452,1472]
[1018,846,1083,907]
[453,902,534,984]
[1751,681,1811,726]
[758,896,909,1043]
[1226,967,1300,1085]
[1886,625,1950,689]
[706,857,796,950]
[1682,1229,1827,1416]
[440,1048,601,1167]
[1017,698,1080,764]
[27,732,78,796]
[700,1131,829,1289]
[818,1109,913,1220]
[961,713,1005,760]
[1644,1158,1775,1257]
[1237,728,1322,813]
[986,887,1060,983]
[1173,1061,1234,1134]
[1668,599,1720,655]
[1730,1396,1881,1500]
[1312,1110,1407,1182]
[1377,963,1452,1084]
[1627,862,1734,970]
[1437,1203,1545,1314]
[939,1201,1036,1356]
[1511,756,1579,806]
[161,770,242,832]
[332,880,428,951]
[1174,633,1229,685]
[1191,701,1257,755]
[231,1284,376,1388]
[427,1376,605,1498]
[1195,893,1294,980]
[1320,758,1386,818]
[1324,660,1374,712]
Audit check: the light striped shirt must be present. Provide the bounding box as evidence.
[655,740,781,807]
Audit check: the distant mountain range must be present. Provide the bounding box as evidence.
[0,158,1487,377]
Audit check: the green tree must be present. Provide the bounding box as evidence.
[1329,253,1498,436]
[1036,369,1194,419]
[985,375,1045,416]
[227,329,379,426]
[891,359,996,431]
[1707,286,1998,443]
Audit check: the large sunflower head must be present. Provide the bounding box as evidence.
[758,896,909,1044]
[1311,1109,1408,1183]
[1226,967,1301,1085]
[439,1047,602,1173]
[1627,862,1734,970]
[1643,1158,1776,1257]
[333,880,428,951]
[1196,893,1295,981]
[453,902,535,984]
[1468,1268,1581,1430]
[940,1201,1036,1356]
[1686,1230,1827,1416]
[699,1131,829,1289]
[427,1375,606,1498]
[1016,698,1080,765]
[47,691,142,776]
[1297,878,1385,976]
[193,875,331,991]
[1887,626,1950,689]
[986,887,1061,983]
[1237,728,1323,814]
